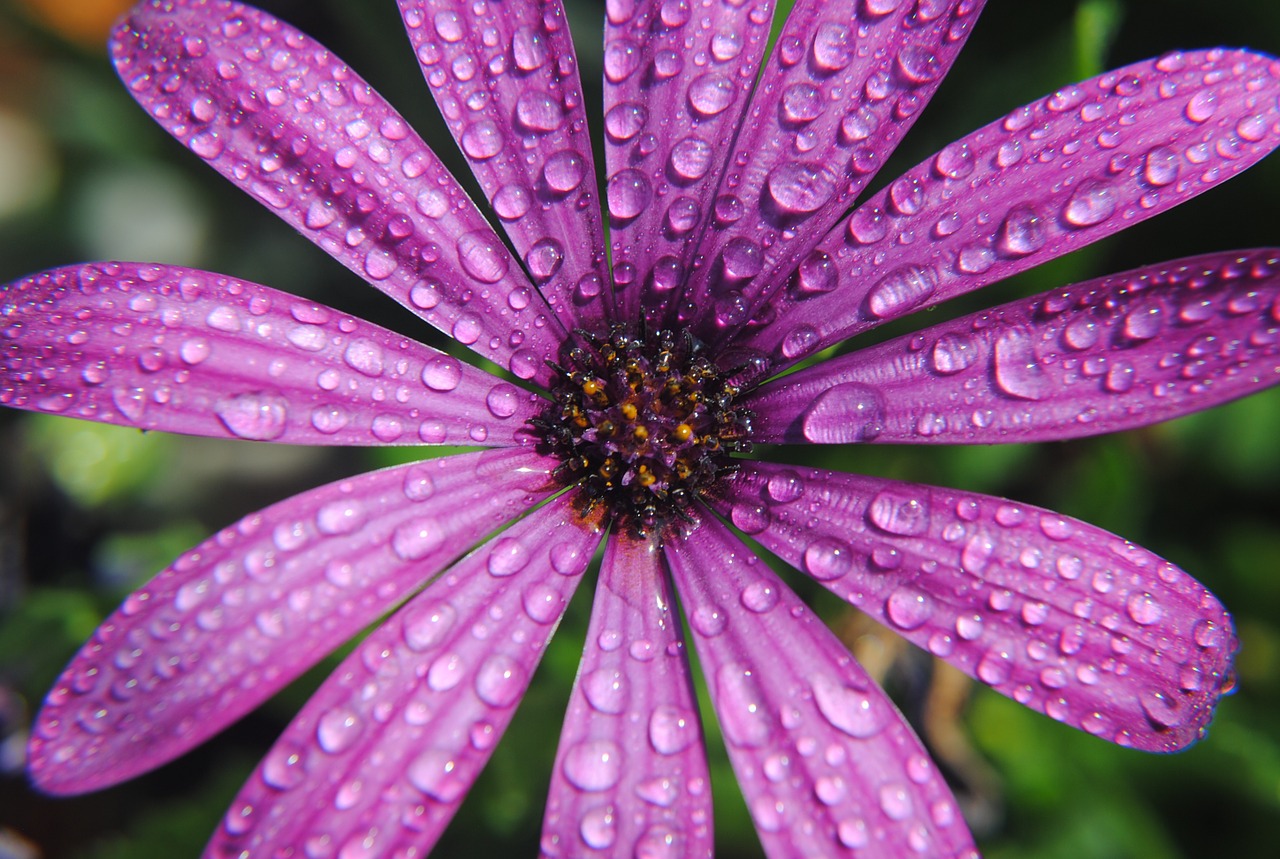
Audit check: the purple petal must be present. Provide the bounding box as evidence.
[111,0,565,385]
[28,448,559,795]
[710,463,1238,753]
[1,263,542,446]
[397,0,608,331]
[740,48,1280,370]
[745,249,1280,444]
[205,492,602,859]
[667,513,977,859]
[540,535,711,859]
[678,0,985,344]
[603,0,776,323]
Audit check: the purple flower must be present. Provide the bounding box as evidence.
[5,0,1279,855]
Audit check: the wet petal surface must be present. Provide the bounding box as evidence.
[669,513,976,859]
[112,0,566,385]
[746,249,1280,444]
[28,448,558,794]
[712,463,1238,753]
[742,48,1280,370]
[205,492,602,859]
[398,0,608,331]
[540,535,711,858]
[1,263,543,446]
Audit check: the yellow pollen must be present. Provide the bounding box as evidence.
[672,423,693,442]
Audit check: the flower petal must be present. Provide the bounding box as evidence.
[205,492,602,859]
[668,513,977,859]
[740,48,1280,370]
[540,535,711,859]
[678,0,985,344]
[710,463,1238,753]
[111,0,565,385]
[397,0,608,331]
[27,448,559,795]
[603,0,776,323]
[745,249,1280,444]
[2,263,542,446]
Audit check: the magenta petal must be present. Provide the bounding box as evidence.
[2,263,542,446]
[679,0,985,344]
[205,492,602,859]
[603,0,775,324]
[667,513,977,859]
[745,249,1280,444]
[742,48,1280,369]
[710,463,1238,753]
[111,0,565,385]
[397,0,608,331]
[27,448,558,795]
[540,536,711,859]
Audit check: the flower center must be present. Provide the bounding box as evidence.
[535,324,753,537]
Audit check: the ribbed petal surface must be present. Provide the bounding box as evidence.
[540,535,711,859]
[741,48,1280,370]
[28,448,558,795]
[205,493,602,859]
[668,513,976,859]
[746,249,1280,444]
[111,0,565,386]
[1,263,541,446]
[678,0,985,343]
[397,0,608,331]
[710,463,1238,753]
[602,0,775,323]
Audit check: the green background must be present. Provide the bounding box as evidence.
[1,0,1279,856]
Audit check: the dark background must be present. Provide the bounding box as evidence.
[1,0,1279,857]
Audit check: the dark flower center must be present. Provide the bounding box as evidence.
[534,324,753,537]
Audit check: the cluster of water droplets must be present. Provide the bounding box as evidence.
[745,248,1280,445]
[540,544,710,858]
[27,448,557,793]
[400,0,608,328]
[744,47,1280,369]
[714,465,1236,751]
[681,0,982,341]
[601,0,775,321]
[0,264,540,447]
[207,492,597,859]
[667,518,978,857]
[112,3,564,385]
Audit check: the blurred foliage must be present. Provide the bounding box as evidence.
[2,0,1279,857]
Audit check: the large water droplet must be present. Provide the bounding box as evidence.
[812,675,884,738]
[800,383,886,442]
[216,392,288,440]
[992,329,1051,400]
[562,739,623,791]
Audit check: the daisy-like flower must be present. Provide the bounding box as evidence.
[5,0,1280,856]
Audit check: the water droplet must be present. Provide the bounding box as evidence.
[648,704,697,755]
[868,489,930,536]
[669,136,713,181]
[800,383,886,442]
[487,537,530,576]
[867,264,938,318]
[607,168,651,220]
[715,663,770,748]
[579,805,617,849]
[1126,592,1163,625]
[522,583,563,625]
[421,355,462,391]
[583,668,627,714]
[392,517,444,560]
[688,73,733,116]
[1139,688,1184,728]
[408,747,466,801]
[563,739,623,791]
[812,675,884,738]
[475,653,524,707]
[216,392,288,440]
[1063,182,1116,227]
[886,587,933,630]
[542,150,586,194]
[740,581,778,613]
[993,329,1050,400]
[514,91,563,133]
[526,238,565,282]
[765,162,831,214]
[403,602,457,651]
[997,207,1045,256]
[461,120,503,159]
[316,706,363,754]
[811,22,853,71]
[605,101,646,141]
[456,231,509,283]
[262,742,306,790]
